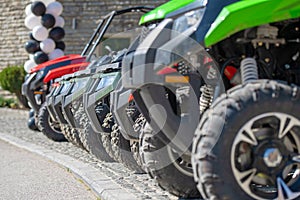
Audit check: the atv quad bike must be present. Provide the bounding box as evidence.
[81,2,195,173]
[121,0,209,198]
[189,1,300,199]
[124,0,300,199]
[21,9,117,133]
[47,7,156,163]
[42,75,74,141]
[56,54,121,160]
[83,59,146,173]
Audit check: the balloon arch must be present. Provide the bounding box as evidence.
[24,0,66,73]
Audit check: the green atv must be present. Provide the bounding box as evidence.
[123,0,300,199]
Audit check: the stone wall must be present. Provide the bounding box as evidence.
[0,0,166,71]
[0,1,30,70]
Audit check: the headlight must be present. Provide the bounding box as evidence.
[70,78,88,93]
[172,9,205,37]
[36,70,44,80]
[96,75,117,92]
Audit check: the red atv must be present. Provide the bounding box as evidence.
[22,17,110,139]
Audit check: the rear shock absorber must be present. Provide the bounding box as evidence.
[240,58,258,84]
[199,85,214,115]
[199,67,216,114]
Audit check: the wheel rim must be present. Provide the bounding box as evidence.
[48,115,62,134]
[167,146,194,177]
[231,112,300,199]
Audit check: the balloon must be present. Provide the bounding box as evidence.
[31,1,46,16]
[24,60,37,73]
[41,13,55,29]
[48,49,64,60]
[49,27,65,41]
[24,40,40,54]
[54,16,65,28]
[40,38,55,53]
[55,41,65,51]
[32,25,48,41]
[25,4,32,16]
[29,32,37,41]
[24,14,41,29]
[46,2,63,16]
[31,0,55,6]
[29,54,35,62]
[34,51,49,64]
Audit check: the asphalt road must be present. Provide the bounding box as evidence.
[0,108,175,200]
[0,139,97,200]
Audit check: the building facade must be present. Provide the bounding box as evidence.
[0,0,166,70]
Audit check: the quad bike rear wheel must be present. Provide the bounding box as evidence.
[140,123,200,198]
[192,80,300,200]
[38,103,67,142]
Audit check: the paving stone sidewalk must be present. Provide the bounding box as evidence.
[0,108,176,200]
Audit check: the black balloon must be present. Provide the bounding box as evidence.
[29,32,37,41]
[49,27,65,41]
[34,51,49,64]
[41,14,56,29]
[25,40,40,54]
[55,41,65,51]
[28,117,38,131]
[31,1,46,16]
[29,109,35,118]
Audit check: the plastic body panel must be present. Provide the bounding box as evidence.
[122,19,173,88]
[51,81,73,125]
[83,68,121,134]
[29,54,84,73]
[43,62,90,83]
[139,0,196,25]
[61,72,97,127]
[22,73,39,111]
[46,83,63,121]
[205,0,300,46]
[110,86,138,140]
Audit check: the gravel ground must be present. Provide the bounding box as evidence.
[0,108,176,200]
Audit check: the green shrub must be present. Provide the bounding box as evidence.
[0,66,28,108]
[0,66,25,95]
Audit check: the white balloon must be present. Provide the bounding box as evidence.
[24,14,41,30]
[54,16,65,28]
[40,38,55,53]
[25,4,32,16]
[48,49,64,60]
[29,54,35,62]
[46,2,63,17]
[24,60,37,73]
[32,25,48,41]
